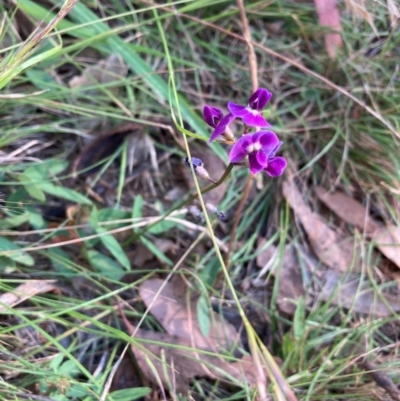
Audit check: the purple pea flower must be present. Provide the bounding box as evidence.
[203,105,235,143]
[229,130,287,176]
[227,88,272,128]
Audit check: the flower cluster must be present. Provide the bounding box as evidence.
[203,88,287,177]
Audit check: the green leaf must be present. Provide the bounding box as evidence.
[0,212,30,229]
[37,182,92,205]
[140,236,173,266]
[45,248,76,277]
[19,174,46,202]
[0,236,34,266]
[196,294,210,337]
[293,296,306,341]
[132,195,143,218]
[96,226,130,271]
[98,208,130,227]
[58,360,80,377]
[108,388,151,401]
[49,354,64,371]
[23,159,68,180]
[86,249,125,280]
[0,256,16,272]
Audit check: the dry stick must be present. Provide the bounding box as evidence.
[237,0,258,92]
[139,0,399,139]
[225,0,258,271]
[229,3,268,401]
[358,359,400,401]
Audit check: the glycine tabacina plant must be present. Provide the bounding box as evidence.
[185,88,287,180]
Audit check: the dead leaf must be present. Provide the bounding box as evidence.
[314,186,379,233]
[372,225,400,268]
[120,306,262,393]
[387,0,400,30]
[320,270,400,317]
[314,0,343,59]
[315,187,400,268]
[71,123,140,179]
[255,241,305,315]
[139,276,241,353]
[0,280,58,312]
[283,180,359,272]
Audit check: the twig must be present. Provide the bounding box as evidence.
[236,0,258,91]
[358,359,400,401]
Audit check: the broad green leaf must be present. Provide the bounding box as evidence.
[45,248,76,277]
[23,159,68,179]
[28,211,46,229]
[96,226,130,271]
[86,249,125,280]
[37,182,92,205]
[24,182,46,202]
[109,388,151,401]
[0,212,30,229]
[147,219,179,235]
[58,360,80,377]
[97,208,130,227]
[0,236,34,266]
[0,256,16,272]
[49,354,64,371]
[140,236,173,266]
[196,294,211,337]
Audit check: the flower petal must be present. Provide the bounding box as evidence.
[227,102,248,117]
[254,131,280,156]
[248,88,272,110]
[209,113,236,142]
[229,134,253,163]
[270,141,283,158]
[242,110,270,127]
[264,156,287,177]
[248,152,266,174]
[203,105,223,128]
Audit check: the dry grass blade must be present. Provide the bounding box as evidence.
[344,0,379,35]
[0,280,58,311]
[283,179,359,272]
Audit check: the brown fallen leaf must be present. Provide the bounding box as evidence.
[0,280,58,312]
[139,276,241,353]
[283,180,359,272]
[315,186,400,268]
[314,0,343,59]
[71,123,140,179]
[320,270,400,317]
[120,306,261,393]
[314,186,379,233]
[256,240,305,315]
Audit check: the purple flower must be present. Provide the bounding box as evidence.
[229,131,287,176]
[203,105,235,143]
[227,88,272,128]
[203,106,223,128]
